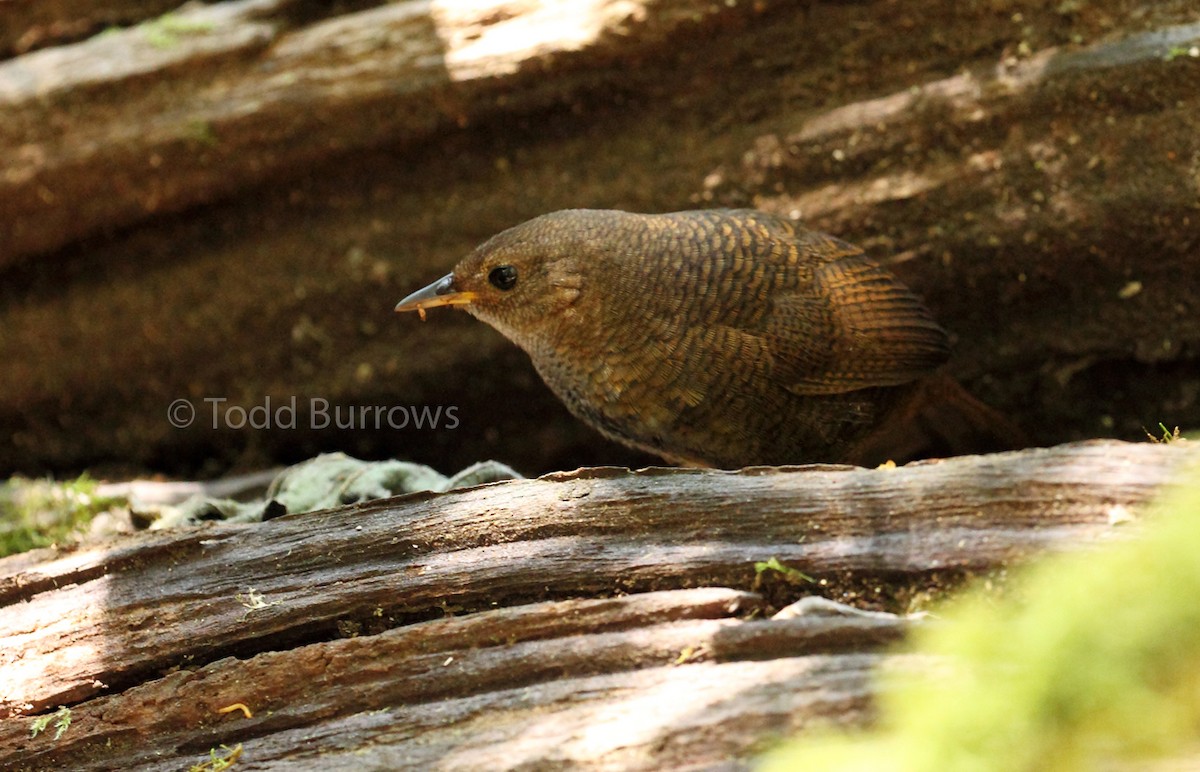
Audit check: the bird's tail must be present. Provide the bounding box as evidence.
[847,373,1028,466]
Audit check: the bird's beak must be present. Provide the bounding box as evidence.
[394,273,478,320]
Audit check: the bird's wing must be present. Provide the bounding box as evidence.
[770,255,949,395]
[724,212,950,396]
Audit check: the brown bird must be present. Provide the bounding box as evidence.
[396,209,1021,468]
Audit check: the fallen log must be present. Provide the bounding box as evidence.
[2,588,916,770]
[0,0,183,56]
[0,440,1195,769]
[0,0,755,267]
[706,20,1200,402]
[5,7,1200,479]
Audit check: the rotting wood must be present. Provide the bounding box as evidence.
[0,0,184,57]
[0,587,916,770]
[7,5,1196,275]
[0,0,757,267]
[0,441,1190,758]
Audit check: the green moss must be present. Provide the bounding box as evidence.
[1163,45,1200,62]
[754,556,814,584]
[190,744,242,772]
[761,463,1200,771]
[29,707,71,741]
[0,475,123,557]
[186,119,220,147]
[141,12,215,50]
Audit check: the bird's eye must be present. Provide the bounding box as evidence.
[488,265,518,291]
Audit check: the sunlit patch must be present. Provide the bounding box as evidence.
[432,0,652,82]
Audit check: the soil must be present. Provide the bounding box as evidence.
[2,0,1198,479]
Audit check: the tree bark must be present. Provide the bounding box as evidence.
[0,0,184,56]
[1,440,1195,769]
[0,0,748,268]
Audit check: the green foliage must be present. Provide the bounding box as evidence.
[190,744,243,772]
[1145,422,1182,443]
[29,707,71,741]
[761,465,1200,771]
[754,556,814,584]
[1164,45,1200,62]
[0,474,123,557]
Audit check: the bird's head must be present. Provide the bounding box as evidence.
[395,210,629,349]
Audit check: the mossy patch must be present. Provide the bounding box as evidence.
[0,475,124,557]
[140,12,215,50]
[761,463,1200,770]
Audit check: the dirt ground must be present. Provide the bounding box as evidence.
[2,0,1198,479]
